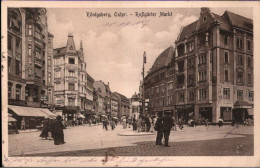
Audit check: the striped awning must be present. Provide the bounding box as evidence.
[8,105,53,118]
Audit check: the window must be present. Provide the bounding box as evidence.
[237,72,243,84]
[188,74,195,86]
[247,40,251,51]
[178,92,185,103]
[8,35,12,51]
[199,89,207,100]
[188,58,195,68]
[48,73,51,83]
[28,44,32,56]
[189,91,195,101]
[69,70,75,77]
[69,58,75,64]
[178,61,184,72]
[48,56,51,66]
[161,85,165,93]
[237,54,243,66]
[224,51,229,63]
[203,16,207,22]
[8,57,12,73]
[177,75,185,85]
[167,82,174,90]
[35,47,41,59]
[55,71,60,78]
[68,83,75,91]
[224,69,229,82]
[187,41,194,52]
[199,71,207,82]
[15,85,21,100]
[28,25,32,35]
[161,99,165,106]
[156,87,159,93]
[248,73,252,85]
[8,83,12,98]
[35,26,41,40]
[249,91,254,101]
[224,34,228,45]
[68,98,75,106]
[199,53,206,65]
[236,37,243,49]
[223,88,230,99]
[15,60,20,75]
[237,90,243,100]
[247,57,252,67]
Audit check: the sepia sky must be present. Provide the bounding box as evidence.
[47,8,252,98]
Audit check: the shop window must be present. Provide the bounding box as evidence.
[223,88,230,99]
[224,51,229,63]
[15,84,21,100]
[249,91,254,101]
[224,69,229,82]
[69,58,75,64]
[199,89,206,100]
[220,107,232,121]
[237,90,243,101]
[68,83,75,91]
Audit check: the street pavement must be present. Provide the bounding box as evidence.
[9,124,254,156]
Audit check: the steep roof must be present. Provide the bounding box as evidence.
[150,46,175,72]
[53,47,67,57]
[178,21,198,41]
[224,11,253,32]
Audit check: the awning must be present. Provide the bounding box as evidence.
[8,116,17,122]
[234,101,252,108]
[247,108,254,115]
[9,105,46,117]
[78,113,85,119]
[40,108,57,119]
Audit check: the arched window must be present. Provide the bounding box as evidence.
[16,84,22,100]
[8,82,13,98]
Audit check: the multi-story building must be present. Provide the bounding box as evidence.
[8,8,54,129]
[144,46,175,117]
[93,83,105,121]
[174,8,253,123]
[111,93,119,118]
[114,92,130,119]
[86,73,95,119]
[47,32,54,108]
[53,34,86,121]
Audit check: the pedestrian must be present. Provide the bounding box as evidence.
[122,118,127,129]
[172,117,177,131]
[89,118,92,127]
[47,118,53,140]
[52,115,65,145]
[178,118,183,130]
[111,120,116,130]
[39,119,49,139]
[104,118,108,131]
[218,117,223,128]
[162,112,173,147]
[205,118,209,128]
[137,116,142,132]
[154,114,163,145]
[21,117,26,131]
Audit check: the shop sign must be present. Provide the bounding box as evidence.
[175,104,194,109]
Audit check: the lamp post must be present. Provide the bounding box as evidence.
[142,51,146,117]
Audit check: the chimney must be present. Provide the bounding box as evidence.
[200,7,210,15]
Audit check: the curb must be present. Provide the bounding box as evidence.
[118,132,156,136]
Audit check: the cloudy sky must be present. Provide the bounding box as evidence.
[47,8,252,98]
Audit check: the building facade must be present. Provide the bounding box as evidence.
[86,73,95,119]
[144,46,175,117]
[114,92,130,119]
[53,34,87,122]
[8,8,54,129]
[174,8,253,123]
[111,93,119,118]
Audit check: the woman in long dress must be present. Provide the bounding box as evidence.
[52,115,65,145]
[39,119,48,139]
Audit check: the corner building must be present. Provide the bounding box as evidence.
[175,8,253,123]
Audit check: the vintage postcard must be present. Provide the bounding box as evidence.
[1,1,260,167]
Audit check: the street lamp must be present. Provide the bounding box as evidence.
[142,51,146,117]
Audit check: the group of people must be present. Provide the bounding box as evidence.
[132,115,154,132]
[39,115,65,145]
[102,118,117,131]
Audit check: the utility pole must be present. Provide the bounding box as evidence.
[142,51,146,117]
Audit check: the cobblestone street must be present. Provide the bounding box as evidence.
[9,124,254,156]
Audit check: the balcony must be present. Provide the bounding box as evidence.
[65,76,77,82]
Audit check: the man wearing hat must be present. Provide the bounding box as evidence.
[162,112,173,147]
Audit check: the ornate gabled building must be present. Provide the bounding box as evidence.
[53,34,87,122]
[144,46,175,116]
[174,8,253,123]
[8,8,55,129]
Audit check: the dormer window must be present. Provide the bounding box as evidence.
[203,16,207,22]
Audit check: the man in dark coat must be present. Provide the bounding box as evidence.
[155,114,163,145]
[52,115,65,145]
[162,112,173,147]
[40,119,48,139]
